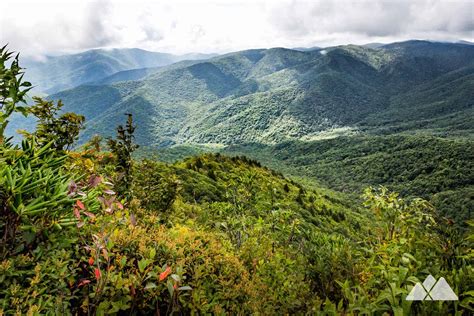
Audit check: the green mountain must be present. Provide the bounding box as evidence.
[49,41,474,146]
[23,48,216,94]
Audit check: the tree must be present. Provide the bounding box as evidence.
[25,97,85,150]
[86,134,103,152]
[0,45,32,144]
[108,113,139,199]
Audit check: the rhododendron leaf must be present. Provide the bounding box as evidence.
[178,286,192,291]
[138,258,149,273]
[145,282,157,290]
[167,281,174,296]
[149,248,156,259]
[102,248,109,261]
[171,274,180,282]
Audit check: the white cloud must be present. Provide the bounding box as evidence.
[0,0,472,58]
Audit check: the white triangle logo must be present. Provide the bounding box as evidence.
[406,283,428,300]
[406,275,458,301]
[429,277,458,301]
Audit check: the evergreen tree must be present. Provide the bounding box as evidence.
[108,113,139,199]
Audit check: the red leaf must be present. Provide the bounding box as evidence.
[130,213,137,227]
[76,200,85,210]
[77,221,85,228]
[115,202,124,210]
[104,189,115,195]
[78,279,91,287]
[94,268,101,280]
[101,248,109,261]
[159,266,172,281]
[83,211,96,219]
[99,196,115,207]
[88,175,102,188]
[67,181,77,196]
[73,208,81,220]
[88,257,94,266]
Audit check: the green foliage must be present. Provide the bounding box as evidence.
[337,186,473,315]
[133,159,178,215]
[84,134,103,152]
[0,139,71,258]
[24,97,85,151]
[2,146,472,314]
[0,45,32,143]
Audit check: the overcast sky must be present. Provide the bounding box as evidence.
[1,0,473,58]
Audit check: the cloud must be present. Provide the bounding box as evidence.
[82,0,119,48]
[0,0,472,58]
[268,0,474,46]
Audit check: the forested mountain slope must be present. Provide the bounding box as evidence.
[222,135,474,224]
[47,41,474,146]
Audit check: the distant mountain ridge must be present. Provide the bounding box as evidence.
[23,48,217,94]
[40,40,473,146]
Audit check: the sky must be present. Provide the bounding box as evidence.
[1,0,473,58]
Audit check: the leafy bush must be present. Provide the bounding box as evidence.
[133,159,178,215]
[0,45,31,143]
